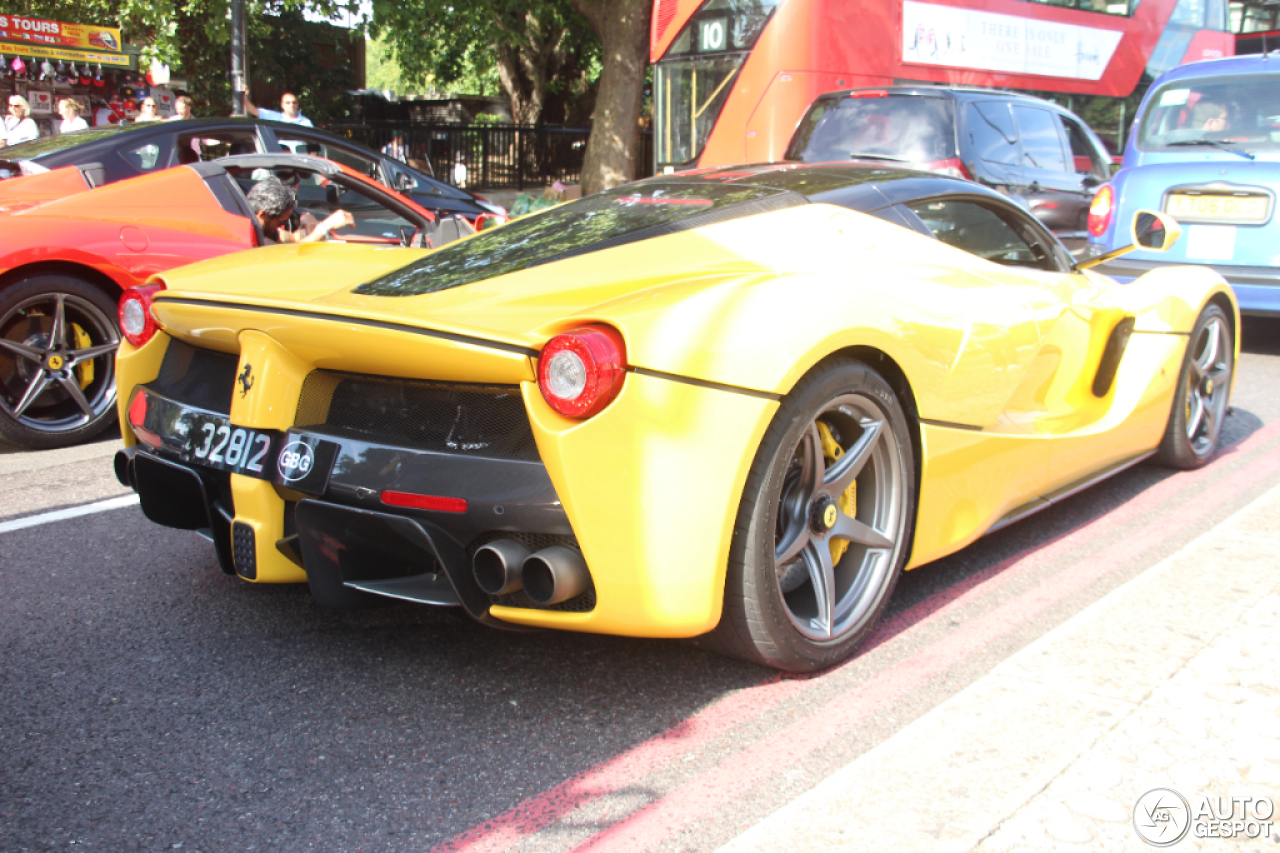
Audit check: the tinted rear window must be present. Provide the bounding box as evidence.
[1012,106,1067,172]
[786,95,957,163]
[356,181,799,297]
[966,102,1019,166]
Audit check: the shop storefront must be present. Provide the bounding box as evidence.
[0,14,185,136]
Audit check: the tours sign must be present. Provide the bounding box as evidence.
[0,15,134,69]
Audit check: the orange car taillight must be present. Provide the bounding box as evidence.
[118,283,166,347]
[1088,185,1114,238]
[537,325,627,418]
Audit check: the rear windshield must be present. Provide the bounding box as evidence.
[786,95,957,164]
[1137,73,1280,153]
[356,181,799,297]
[0,125,132,161]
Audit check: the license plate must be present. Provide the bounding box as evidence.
[185,413,281,479]
[1165,193,1269,223]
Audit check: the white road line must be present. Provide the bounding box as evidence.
[0,495,140,534]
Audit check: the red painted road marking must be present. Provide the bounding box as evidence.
[433,419,1280,853]
[566,440,1280,853]
[867,417,1280,652]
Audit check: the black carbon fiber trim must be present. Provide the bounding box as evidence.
[143,339,238,416]
[629,367,782,401]
[296,370,540,461]
[919,418,984,431]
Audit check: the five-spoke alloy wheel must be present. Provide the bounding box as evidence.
[1155,303,1233,470]
[709,358,916,672]
[0,275,121,449]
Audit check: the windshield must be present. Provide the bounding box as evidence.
[0,125,133,161]
[1136,73,1280,153]
[355,181,799,297]
[786,95,958,163]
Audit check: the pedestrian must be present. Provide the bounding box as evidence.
[58,98,89,133]
[134,97,161,123]
[167,95,194,121]
[2,95,39,146]
[382,133,410,163]
[245,177,353,245]
[244,92,313,127]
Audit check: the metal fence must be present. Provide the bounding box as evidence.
[323,122,655,190]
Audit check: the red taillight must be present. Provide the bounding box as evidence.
[118,282,166,347]
[537,325,627,418]
[921,157,973,180]
[1088,185,1114,238]
[380,491,468,513]
[849,90,888,98]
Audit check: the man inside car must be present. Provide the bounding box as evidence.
[245,176,353,244]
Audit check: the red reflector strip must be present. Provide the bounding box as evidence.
[127,390,147,428]
[126,391,162,449]
[616,196,714,206]
[379,491,468,513]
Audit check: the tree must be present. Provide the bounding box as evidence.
[369,0,597,125]
[571,0,650,194]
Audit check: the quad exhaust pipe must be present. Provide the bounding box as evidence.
[472,539,590,605]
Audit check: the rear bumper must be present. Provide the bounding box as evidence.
[117,384,578,624]
[1094,258,1280,316]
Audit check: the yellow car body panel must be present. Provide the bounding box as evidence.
[114,170,1240,643]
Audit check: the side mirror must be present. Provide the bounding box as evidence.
[1133,210,1180,252]
[1075,209,1180,272]
[394,172,414,192]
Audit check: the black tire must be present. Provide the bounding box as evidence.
[0,274,121,449]
[1154,304,1233,470]
[704,357,917,672]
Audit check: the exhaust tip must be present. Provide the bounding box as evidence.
[522,545,589,606]
[473,539,530,596]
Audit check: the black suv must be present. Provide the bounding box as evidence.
[786,87,1113,247]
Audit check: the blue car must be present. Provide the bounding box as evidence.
[1085,53,1280,316]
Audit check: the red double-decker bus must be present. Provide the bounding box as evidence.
[650,0,1237,172]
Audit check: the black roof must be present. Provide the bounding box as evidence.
[640,162,1006,212]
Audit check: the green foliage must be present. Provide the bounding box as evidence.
[368,0,599,123]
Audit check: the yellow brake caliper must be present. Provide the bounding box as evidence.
[818,422,856,567]
[72,323,94,389]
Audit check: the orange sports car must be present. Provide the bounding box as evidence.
[0,153,454,448]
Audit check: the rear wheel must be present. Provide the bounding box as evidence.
[0,275,121,449]
[706,358,916,672]
[1154,304,1233,470]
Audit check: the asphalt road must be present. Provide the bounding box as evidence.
[2,316,1279,853]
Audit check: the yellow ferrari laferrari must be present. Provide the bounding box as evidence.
[113,164,1238,671]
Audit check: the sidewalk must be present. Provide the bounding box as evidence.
[718,483,1280,852]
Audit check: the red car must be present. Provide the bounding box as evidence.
[0,153,451,449]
